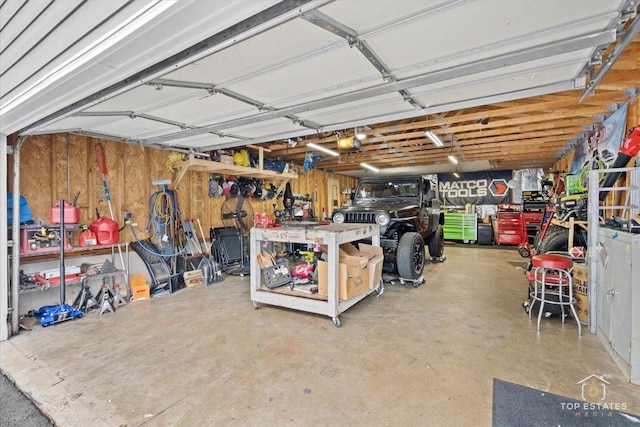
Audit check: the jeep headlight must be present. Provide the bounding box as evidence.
[376,213,390,226]
[333,212,345,224]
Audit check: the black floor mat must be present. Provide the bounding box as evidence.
[493,378,640,427]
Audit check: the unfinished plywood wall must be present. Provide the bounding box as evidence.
[12,134,357,244]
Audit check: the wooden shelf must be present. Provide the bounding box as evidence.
[173,155,298,188]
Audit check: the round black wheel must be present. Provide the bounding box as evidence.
[396,232,425,280]
[518,247,530,258]
[426,225,444,259]
[537,226,587,254]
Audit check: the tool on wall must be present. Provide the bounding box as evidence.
[95,143,126,281]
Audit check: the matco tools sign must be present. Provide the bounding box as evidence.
[437,170,512,206]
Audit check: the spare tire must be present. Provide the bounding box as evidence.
[397,232,425,280]
[427,225,444,259]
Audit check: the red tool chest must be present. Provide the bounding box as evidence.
[496,210,523,245]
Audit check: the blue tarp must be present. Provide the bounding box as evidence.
[7,192,33,224]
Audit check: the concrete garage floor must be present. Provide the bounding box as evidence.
[1,245,639,426]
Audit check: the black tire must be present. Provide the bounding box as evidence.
[533,224,563,252]
[397,232,425,280]
[537,227,587,254]
[427,225,444,258]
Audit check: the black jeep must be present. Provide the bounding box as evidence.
[331,175,444,279]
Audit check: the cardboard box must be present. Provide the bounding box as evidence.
[572,262,589,325]
[130,274,150,301]
[184,269,204,287]
[355,243,384,290]
[317,260,347,299]
[219,154,233,165]
[317,242,383,300]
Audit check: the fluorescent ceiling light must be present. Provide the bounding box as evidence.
[425,130,444,147]
[360,162,379,173]
[307,142,339,157]
[448,155,458,164]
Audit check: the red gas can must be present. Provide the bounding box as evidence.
[89,218,119,245]
[78,227,98,247]
[49,201,80,224]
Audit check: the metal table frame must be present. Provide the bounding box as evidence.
[250,223,381,327]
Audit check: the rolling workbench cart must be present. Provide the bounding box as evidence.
[250,223,382,327]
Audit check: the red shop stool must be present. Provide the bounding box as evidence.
[528,254,582,336]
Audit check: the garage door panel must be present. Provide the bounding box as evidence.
[1,1,137,101]
[223,117,302,139]
[297,93,412,125]
[409,50,590,108]
[163,17,343,86]
[147,93,254,126]
[224,44,382,108]
[364,1,619,79]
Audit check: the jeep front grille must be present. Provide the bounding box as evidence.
[344,212,377,223]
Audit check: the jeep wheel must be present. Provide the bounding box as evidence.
[427,225,444,258]
[397,232,425,280]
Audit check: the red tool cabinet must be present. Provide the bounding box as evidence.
[496,210,523,245]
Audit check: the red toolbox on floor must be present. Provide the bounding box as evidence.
[496,210,523,245]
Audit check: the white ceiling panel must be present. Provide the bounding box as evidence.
[297,93,412,125]
[84,86,198,113]
[410,49,591,106]
[1,1,143,101]
[412,64,586,110]
[224,117,304,139]
[316,0,448,35]
[146,92,255,127]
[90,117,172,139]
[364,1,620,79]
[163,17,342,86]
[1,0,283,135]
[223,43,382,108]
[156,133,239,150]
[31,115,125,135]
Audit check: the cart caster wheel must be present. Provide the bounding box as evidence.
[252,301,259,310]
[332,317,341,328]
[518,247,531,258]
[375,282,384,296]
[399,278,406,285]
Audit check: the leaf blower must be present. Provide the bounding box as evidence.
[599,126,640,201]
